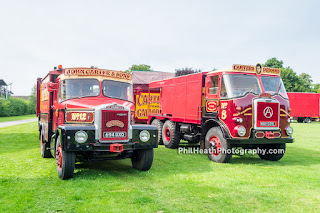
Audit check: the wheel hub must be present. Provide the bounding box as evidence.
[56,144,62,170]
[209,136,221,156]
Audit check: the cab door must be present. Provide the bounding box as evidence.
[205,74,220,115]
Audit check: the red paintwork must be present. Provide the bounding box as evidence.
[56,144,62,171]
[148,70,291,139]
[164,127,171,141]
[37,68,134,142]
[287,92,320,118]
[100,110,128,141]
[209,136,221,156]
[256,102,279,128]
[149,72,206,125]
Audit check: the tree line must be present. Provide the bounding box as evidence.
[127,58,320,93]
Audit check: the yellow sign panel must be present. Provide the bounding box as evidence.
[232,64,281,75]
[135,93,160,120]
[65,68,132,80]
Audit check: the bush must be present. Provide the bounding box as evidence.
[0,97,35,117]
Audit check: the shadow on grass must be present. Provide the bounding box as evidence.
[230,146,320,166]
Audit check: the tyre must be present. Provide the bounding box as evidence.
[304,117,311,123]
[56,136,75,180]
[162,120,180,148]
[40,130,52,158]
[131,148,154,171]
[258,143,286,161]
[151,119,164,145]
[205,127,232,163]
[297,117,303,123]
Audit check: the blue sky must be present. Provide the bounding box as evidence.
[0,0,319,95]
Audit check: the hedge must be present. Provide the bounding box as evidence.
[0,97,35,117]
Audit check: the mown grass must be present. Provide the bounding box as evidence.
[0,114,36,122]
[0,122,319,212]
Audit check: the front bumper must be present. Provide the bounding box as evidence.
[57,124,158,152]
[227,137,294,145]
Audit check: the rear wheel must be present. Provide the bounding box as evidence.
[40,130,52,158]
[131,148,154,171]
[258,143,286,161]
[297,117,303,123]
[151,119,163,145]
[56,136,75,180]
[205,127,232,163]
[304,117,311,123]
[162,120,180,148]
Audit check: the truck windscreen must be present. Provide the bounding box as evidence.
[260,76,288,99]
[59,79,100,102]
[102,80,133,102]
[220,74,261,98]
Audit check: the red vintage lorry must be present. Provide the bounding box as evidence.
[287,92,320,123]
[148,64,294,163]
[36,65,158,179]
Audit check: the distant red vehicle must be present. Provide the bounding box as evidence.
[287,92,320,123]
[132,71,174,123]
[148,64,294,163]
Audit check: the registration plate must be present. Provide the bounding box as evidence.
[103,132,126,138]
[260,122,276,126]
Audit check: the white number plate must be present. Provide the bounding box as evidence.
[260,122,276,126]
[103,132,126,138]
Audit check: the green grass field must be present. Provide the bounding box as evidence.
[0,122,319,212]
[0,114,36,122]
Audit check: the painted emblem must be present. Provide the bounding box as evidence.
[106,120,124,128]
[263,107,273,118]
[206,101,218,112]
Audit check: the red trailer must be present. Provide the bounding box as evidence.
[148,64,294,163]
[287,92,320,123]
[132,71,174,123]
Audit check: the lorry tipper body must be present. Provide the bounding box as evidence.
[287,92,320,123]
[148,64,294,163]
[36,65,158,179]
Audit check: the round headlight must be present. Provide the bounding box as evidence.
[75,131,88,143]
[139,130,150,142]
[237,126,246,137]
[286,126,293,136]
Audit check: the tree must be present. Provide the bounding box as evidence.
[263,58,311,92]
[126,64,152,73]
[175,67,201,77]
[280,67,305,92]
[263,58,283,68]
[313,83,320,93]
[29,84,37,114]
[298,73,313,92]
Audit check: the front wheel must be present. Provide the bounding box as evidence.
[205,127,232,163]
[131,148,154,171]
[56,136,75,180]
[258,143,286,161]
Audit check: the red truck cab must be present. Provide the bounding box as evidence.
[37,66,158,179]
[148,64,294,163]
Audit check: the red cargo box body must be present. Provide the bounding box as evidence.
[133,71,174,123]
[149,72,207,124]
[287,92,320,118]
